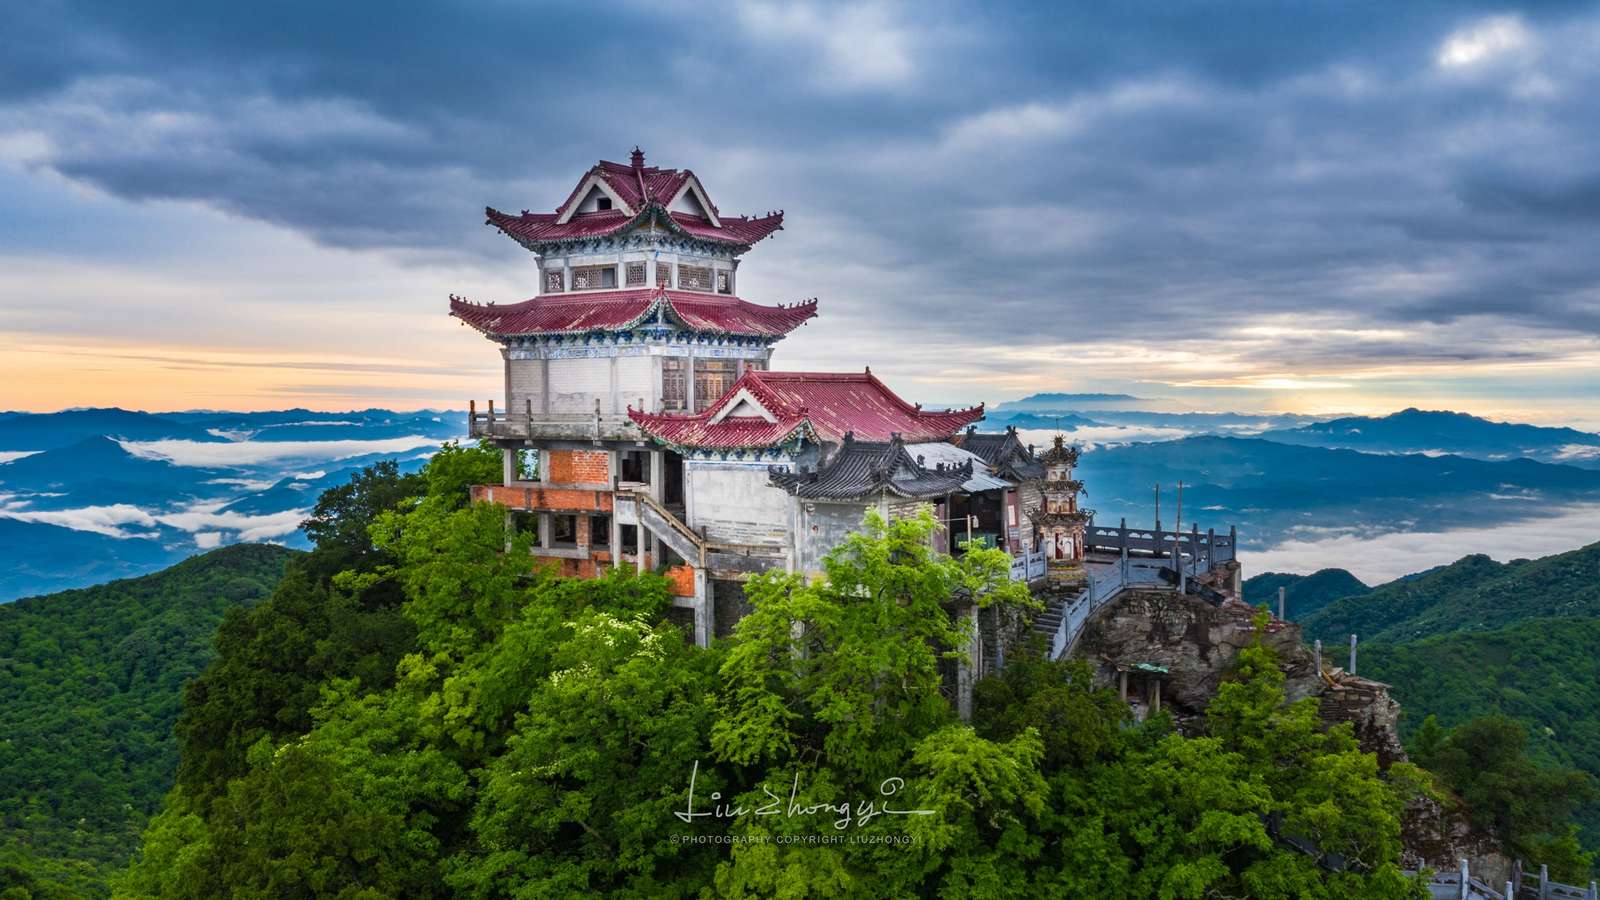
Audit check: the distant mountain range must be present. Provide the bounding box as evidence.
[5,404,1599,600]
[1075,435,1600,548]
[1260,408,1600,469]
[0,408,460,600]
[993,392,1143,410]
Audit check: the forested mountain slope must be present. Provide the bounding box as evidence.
[0,543,296,896]
[1301,541,1600,644]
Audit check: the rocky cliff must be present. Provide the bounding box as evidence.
[1068,587,1507,879]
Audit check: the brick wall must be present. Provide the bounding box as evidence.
[471,483,612,512]
[663,564,696,597]
[548,449,610,485]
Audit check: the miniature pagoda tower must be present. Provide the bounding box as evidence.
[1028,435,1092,578]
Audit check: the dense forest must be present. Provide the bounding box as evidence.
[0,543,297,897]
[97,443,1440,898]
[1361,619,1600,851]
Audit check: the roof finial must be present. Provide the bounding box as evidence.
[631,147,645,170]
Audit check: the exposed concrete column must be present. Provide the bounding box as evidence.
[956,604,979,723]
[1119,670,1128,701]
[686,353,696,412]
[1278,586,1286,621]
[1349,634,1358,676]
[607,450,622,571]
[1313,639,1322,676]
[539,449,552,484]
[502,447,516,485]
[1458,860,1469,900]
[693,567,711,648]
[646,450,665,567]
[649,451,665,500]
[1153,678,1162,714]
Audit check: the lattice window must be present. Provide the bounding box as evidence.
[657,263,671,287]
[544,268,564,293]
[693,359,736,412]
[571,265,617,291]
[678,264,713,292]
[625,261,646,287]
[662,358,688,411]
[716,269,732,294]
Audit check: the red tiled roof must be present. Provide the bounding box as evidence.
[448,288,817,339]
[486,150,784,249]
[486,206,784,248]
[628,369,986,451]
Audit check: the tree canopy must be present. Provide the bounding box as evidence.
[113,445,1435,899]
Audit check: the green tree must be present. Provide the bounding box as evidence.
[1425,715,1595,880]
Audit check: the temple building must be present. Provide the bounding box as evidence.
[453,150,985,645]
[949,425,1045,554]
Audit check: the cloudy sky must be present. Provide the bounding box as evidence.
[2,1,1598,425]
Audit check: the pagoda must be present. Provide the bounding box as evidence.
[454,150,981,645]
[1028,435,1092,580]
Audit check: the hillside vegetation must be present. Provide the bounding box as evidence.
[1243,568,1371,620]
[1301,542,1600,644]
[0,543,297,896]
[1362,619,1600,847]
[112,444,1439,899]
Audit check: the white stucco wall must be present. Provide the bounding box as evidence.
[506,357,545,416]
[545,357,611,413]
[685,461,790,547]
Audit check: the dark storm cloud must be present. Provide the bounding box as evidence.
[4,0,1600,371]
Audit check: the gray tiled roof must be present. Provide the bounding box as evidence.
[769,434,972,500]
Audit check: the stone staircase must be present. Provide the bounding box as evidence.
[1029,587,1082,645]
[615,488,706,566]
